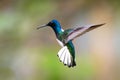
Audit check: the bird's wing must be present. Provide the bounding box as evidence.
[57,46,76,67]
[65,23,105,43]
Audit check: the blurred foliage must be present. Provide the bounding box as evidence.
[0,0,120,80]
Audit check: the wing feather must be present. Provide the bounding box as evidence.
[66,23,105,43]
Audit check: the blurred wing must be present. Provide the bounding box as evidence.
[66,23,105,42]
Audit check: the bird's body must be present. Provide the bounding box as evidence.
[37,19,105,68]
[49,20,76,67]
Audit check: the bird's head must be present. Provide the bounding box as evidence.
[37,19,60,29]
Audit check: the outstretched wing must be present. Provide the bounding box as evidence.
[64,23,105,43]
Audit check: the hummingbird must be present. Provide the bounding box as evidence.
[37,19,105,68]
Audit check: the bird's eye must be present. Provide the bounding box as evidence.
[48,22,55,26]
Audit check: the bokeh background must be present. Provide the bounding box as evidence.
[0,0,120,80]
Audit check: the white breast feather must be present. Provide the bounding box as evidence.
[56,39,64,47]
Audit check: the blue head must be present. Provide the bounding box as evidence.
[47,19,61,28]
[37,19,63,36]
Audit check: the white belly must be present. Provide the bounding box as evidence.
[56,39,64,47]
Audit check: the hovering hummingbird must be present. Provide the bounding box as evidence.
[37,19,105,68]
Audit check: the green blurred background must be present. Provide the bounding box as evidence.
[0,0,120,80]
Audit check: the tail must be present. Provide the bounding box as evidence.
[57,46,76,67]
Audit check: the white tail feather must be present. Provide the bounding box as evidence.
[57,46,72,66]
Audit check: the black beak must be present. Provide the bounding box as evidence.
[37,24,48,30]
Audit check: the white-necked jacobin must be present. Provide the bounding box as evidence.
[37,19,105,68]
